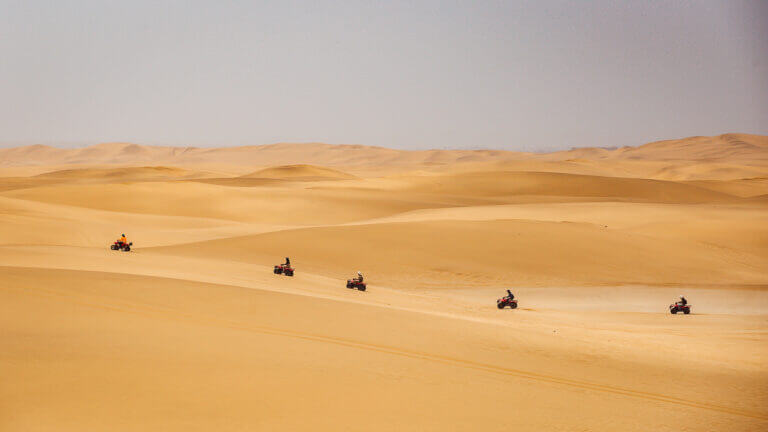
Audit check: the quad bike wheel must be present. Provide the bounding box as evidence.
[683,309,690,314]
[497,302,505,309]
[274,267,282,274]
[285,270,294,277]
[358,285,366,291]
[670,308,677,314]
[110,244,118,250]
[510,303,518,309]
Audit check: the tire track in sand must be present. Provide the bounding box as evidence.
[9,284,768,422]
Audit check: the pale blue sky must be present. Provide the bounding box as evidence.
[0,0,766,151]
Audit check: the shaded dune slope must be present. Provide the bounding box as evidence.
[395,171,737,203]
[147,219,767,287]
[240,164,357,181]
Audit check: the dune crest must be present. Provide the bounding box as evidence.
[34,166,216,181]
[3,133,764,173]
[240,164,357,181]
[547,133,768,163]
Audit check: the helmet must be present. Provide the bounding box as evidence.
[680,295,684,298]
[122,234,125,236]
[357,271,362,276]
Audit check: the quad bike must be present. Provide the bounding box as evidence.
[346,279,367,291]
[669,302,691,314]
[273,264,294,277]
[497,297,518,309]
[110,241,132,252]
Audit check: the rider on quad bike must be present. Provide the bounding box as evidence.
[669,295,691,314]
[111,233,132,251]
[497,289,518,309]
[346,271,367,291]
[274,257,294,276]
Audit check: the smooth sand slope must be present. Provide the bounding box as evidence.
[1,134,767,431]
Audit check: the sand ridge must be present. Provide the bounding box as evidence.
[240,164,358,181]
[3,133,767,176]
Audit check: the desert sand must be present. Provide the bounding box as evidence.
[1,133,767,431]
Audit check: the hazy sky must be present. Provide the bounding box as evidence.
[1,1,766,151]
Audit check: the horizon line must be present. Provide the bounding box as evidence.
[0,131,762,154]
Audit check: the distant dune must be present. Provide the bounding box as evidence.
[2,134,767,182]
[396,170,735,203]
[621,133,768,162]
[35,166,217,182]
[547,133,768,163]
[0,141,527,168]
[240,164,357,181]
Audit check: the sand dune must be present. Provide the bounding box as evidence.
[241,164,357,181]
[4,134,767,184]
[684,177,768,197]
[619,133,768,162]
[4,266,765,431]
[1,133,767,431]
[0,141,529,169]
[2,133,762,167]
[394,170,737,203]
[546,133,768,163]
[35,166,218,182]
[1,181,465,224]
[147,218,767,288]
